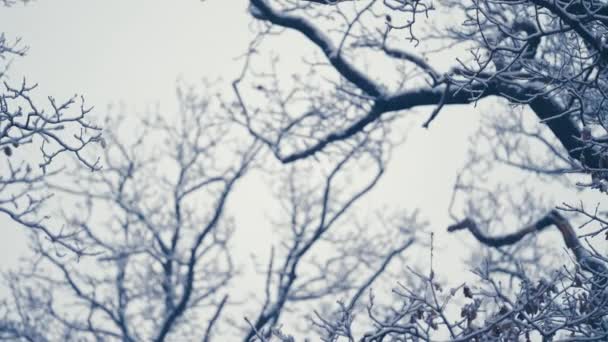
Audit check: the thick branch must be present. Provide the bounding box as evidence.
[447,212,558,248]
[250,0,383,97]
[279,84,495,163]
[528,96,598,169]
[250,0,598,172]
[448,210,606,275]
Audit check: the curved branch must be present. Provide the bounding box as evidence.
[448,210,607,275]
[249,0,383,97]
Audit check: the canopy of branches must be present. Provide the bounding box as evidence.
[1,0,608,341]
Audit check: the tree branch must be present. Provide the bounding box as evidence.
[448,210,607,275]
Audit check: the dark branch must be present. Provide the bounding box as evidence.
[448,210,607,275]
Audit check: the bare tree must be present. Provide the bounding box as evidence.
[0,86,260,341]
[0,82,422,341]
[240,123,420,341]
[3,0,608,340]
[230,0,608,340]
[240,0,607,171]
[0,20,102,253]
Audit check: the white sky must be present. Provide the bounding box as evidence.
[1,1,256,107]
